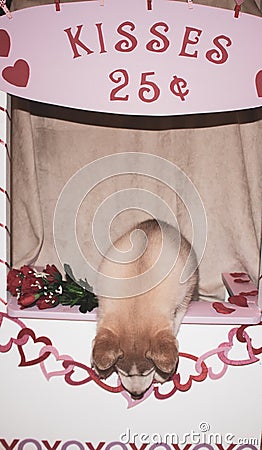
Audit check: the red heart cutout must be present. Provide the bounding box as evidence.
[212,302,235,314]
[63,360,93,387]
[228,295,248,307]
[173,353,208,391]
[154,353,208,399]
[218,328,259,366]
[63,360,123,393]
[255,70,262,97]
[0,30,11,57]
[236,322,262,356]
[2,59,30,88]
[39,345,74,381]
[0,313,28,353]
[17,328,52,367]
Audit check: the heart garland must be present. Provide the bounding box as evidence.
[0,313,28,352]
[154,354,208,400]
[236,322,262,355]
[0,312,261,407]
[217,327,259,366]
[63,359,124,392]
[17,328,52,367]
[39,345,74,381]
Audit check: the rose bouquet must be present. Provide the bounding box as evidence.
[7,263,98,313]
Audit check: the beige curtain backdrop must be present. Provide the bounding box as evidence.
[11,0,262,301]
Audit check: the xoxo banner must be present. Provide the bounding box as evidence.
[0,0,261,115]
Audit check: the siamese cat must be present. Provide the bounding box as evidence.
[92,219,198,399]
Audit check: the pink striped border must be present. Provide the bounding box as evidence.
[0,91,11,308]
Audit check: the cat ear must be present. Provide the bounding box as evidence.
[92,328,123,376]
[146,330,179,374]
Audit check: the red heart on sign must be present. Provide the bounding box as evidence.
[2,59,30,88]
[0,30,11,57]
[255,71,262,98]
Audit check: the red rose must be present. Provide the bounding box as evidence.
[36,295,59,310]
[43,264,62,283]
[18,293,36,308]
[21,275,44,294]
[20,265,35,276]
[7,268,22,296]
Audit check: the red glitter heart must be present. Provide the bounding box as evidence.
[228,295,248,307]
[233,278,250,283]
[212,302,235,314]
[239,290,258,296]
[230,272,247,278]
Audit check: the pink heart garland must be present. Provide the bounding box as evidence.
[218,328,259,366]
[17,328,52,367]
[63,360,123,392]
[2,59,30,88]
[195,345,229,380]
[236,322,262,355]
[39,345,74,381]
[154,353,208,400]
[0,312,28,353]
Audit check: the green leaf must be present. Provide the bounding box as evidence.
[54,273,62,282]
[64,263,77,282]
[63,264,96,296]
[77,277,94,292]
[69,298,81,307]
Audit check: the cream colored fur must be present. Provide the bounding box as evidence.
[92,219,198,399]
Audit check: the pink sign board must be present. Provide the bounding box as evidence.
[0,0,261,115]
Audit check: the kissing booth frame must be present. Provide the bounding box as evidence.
[0,0,262,446]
